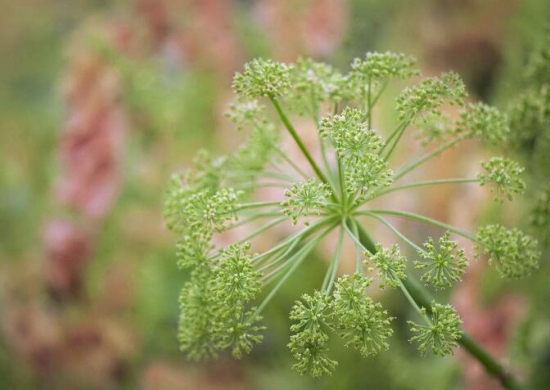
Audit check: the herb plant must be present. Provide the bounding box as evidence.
[164,52,540,389]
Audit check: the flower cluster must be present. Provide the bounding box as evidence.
[165,52,539,379]
[478,157,526,202]
[282,178,332,225]
[367,243,407,288]
[476,224,540,279]
[414,232,468,290]
[288,274,392,376]
[396,72,467,124]
[233,58,292,98]
[408,303,463,357]
[457,102,510,146]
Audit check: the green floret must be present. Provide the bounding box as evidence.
[183,188,242,234]
[351,51,419,81]
[287,58,347,116]
[396,72,467,124]
[414,232,468,290]
[212,242,262,306]
[331,274,393,357]
[290,291,332,333]
[476,224,540,279]
[478,157,525,202]
[175,231,213,269]
[408,303,463,357]
[288,329,338,377]
[289,291,337,376]
[177,275,218,361]
[367,243,407,288]
[344,153,393,202]
[219,310,265,359]
[319,107,384,161]
[233,58,292,98]
[282,178,332,225]
[457,103,510,145]
[225,98,266,131]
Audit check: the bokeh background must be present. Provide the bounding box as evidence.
[1,0,550,389]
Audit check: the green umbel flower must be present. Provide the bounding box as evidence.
[414,232,468,290]
[408,303,463,357]
[367,243,407,288]
[478,157,526,202]
[165,53,538,382]
[282,179,332,225]
[476,224,540,279]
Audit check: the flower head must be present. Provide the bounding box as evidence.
[396,72,467,124]
[414,232,468,290]
[457,103,510,146]
[233,58,292,97]
[408,303,463,357]
[367,243,407,288]
[478,157,526,202]
[282,179,332,225]
[331,274,393,357]
[476,224,540,279]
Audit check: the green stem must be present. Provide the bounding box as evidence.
[270,141,310,179]
[371,80,389,107]
[361,212,424,253]
[253,216,335,264]
[321,224,344,293]
[393,136,465,180]
[231,212,283,229]
[361,209,476,241]
[235,217,287,245]
[235,201,282,211]
[353,222,523,390]
[367,76,372,130]
[382,120,409,161]
[254,224,336,315]
[371,178,479,199]
[270,96,330,185]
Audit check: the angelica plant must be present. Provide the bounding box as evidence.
[164,53,540,389]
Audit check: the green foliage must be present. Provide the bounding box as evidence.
[408,303,463,357]
[367,244,407,288]
[476,224,540,279]
[414,232,468,290]
[478,157,526,202]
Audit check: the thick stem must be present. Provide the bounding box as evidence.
[354,222,523,390]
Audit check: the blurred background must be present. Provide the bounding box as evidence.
[1,0,549,389]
